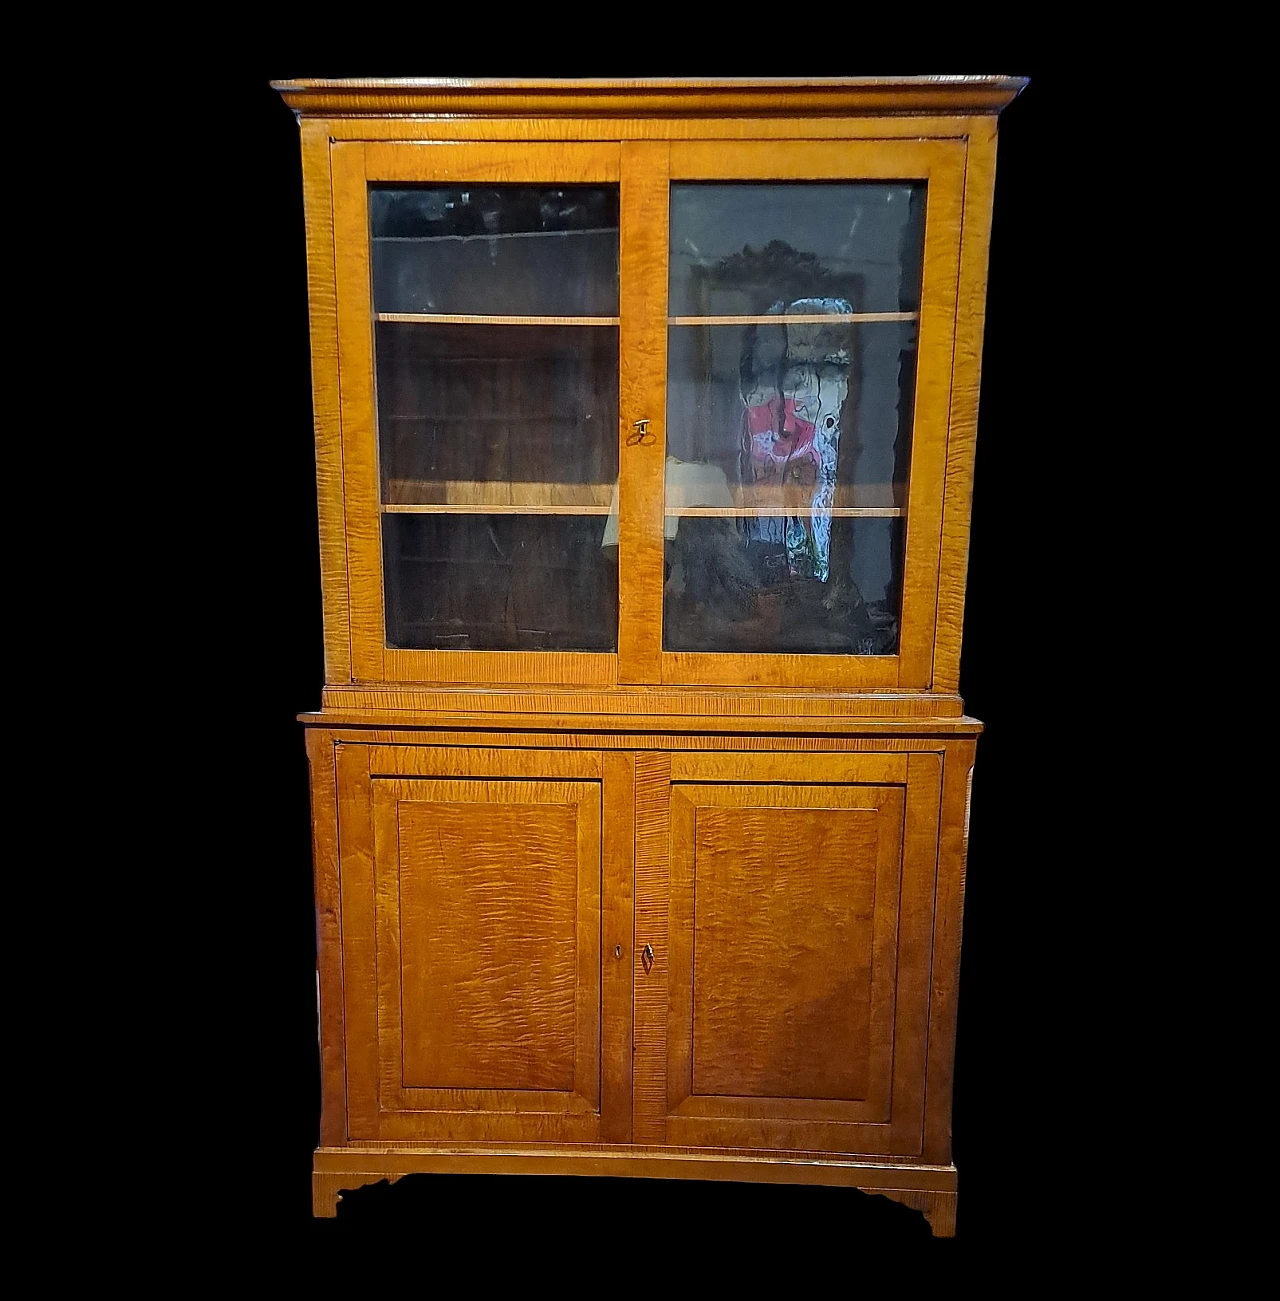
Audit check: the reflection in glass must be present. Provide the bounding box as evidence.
[664,184,925,656]
[666,516,904,654]
[669,183,924,318]
[371,186,619,317]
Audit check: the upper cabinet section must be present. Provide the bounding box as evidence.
[294,80,1022,694]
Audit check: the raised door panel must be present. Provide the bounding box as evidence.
[676,789,903,1112]
[634,751,941,1156]
[339,745,631,1143]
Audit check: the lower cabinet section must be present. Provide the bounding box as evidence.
[308,731,974,1233]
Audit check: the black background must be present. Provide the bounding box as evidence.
[201,72,1083,1253]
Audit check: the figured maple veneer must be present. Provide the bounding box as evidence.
[389,792,585,1092]
[685,800,898,1103]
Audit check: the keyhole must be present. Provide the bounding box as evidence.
[614,944,622,958]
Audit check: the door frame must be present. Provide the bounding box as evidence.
[330,140,627,686]
[649,139,968,690]
[335,742,635,1143]
[632,748,943,1156]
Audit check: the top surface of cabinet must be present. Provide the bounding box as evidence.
[284,77,1019,705]
[273,75,1026,118]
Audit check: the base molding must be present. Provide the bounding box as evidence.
[312,1146,958,1236]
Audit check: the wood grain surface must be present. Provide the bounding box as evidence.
[311,1144,960,1235]
[390,794,582,1091]
[932,123,1000,692]
[305,730,346,1145]
[631,752,672,1144]
[617,141,669,683]
[310,114,999,142]
[299,123,350,682]
[329,142,382,682]
[686,803,880,1101]
[314,686,974,723]
[922,739,978,1163]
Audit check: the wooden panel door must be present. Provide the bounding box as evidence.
[634,750,941,1156]
[338,744,633,1143]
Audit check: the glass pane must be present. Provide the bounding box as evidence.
[371,184,620,652]
[371,186,619,317]
[664,183,925,656]
[669,183,923,317]
[383,515,617,651]
[377,323,618,504]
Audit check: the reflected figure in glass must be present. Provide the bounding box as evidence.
[664,184,924,657]
[739,299,852,583]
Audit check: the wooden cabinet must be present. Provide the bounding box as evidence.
[280,76,1024,1235]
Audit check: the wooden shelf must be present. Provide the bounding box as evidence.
[383,414,590,422]
[668,312,918,326]
[666,506,902,518]
[384,479,615,514]
[666,481,904,515]
[386,503,611,515]
[373,229,618,241]
[377,313,620,326]
[384,481,902,517]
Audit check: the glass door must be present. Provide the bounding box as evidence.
[332,142,625,685]
[658,141,967,689]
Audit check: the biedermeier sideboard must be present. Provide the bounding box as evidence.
[274,75,1025,1234]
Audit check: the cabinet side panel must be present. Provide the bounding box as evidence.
[889,751,943,1153]
[306,728,346,1146]
[632,751,672,1142]
[336,743,378,1138]
[301,123,351,682]
[932,127,998,692]
[896,148,965,687]
[923,738,977,1163]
